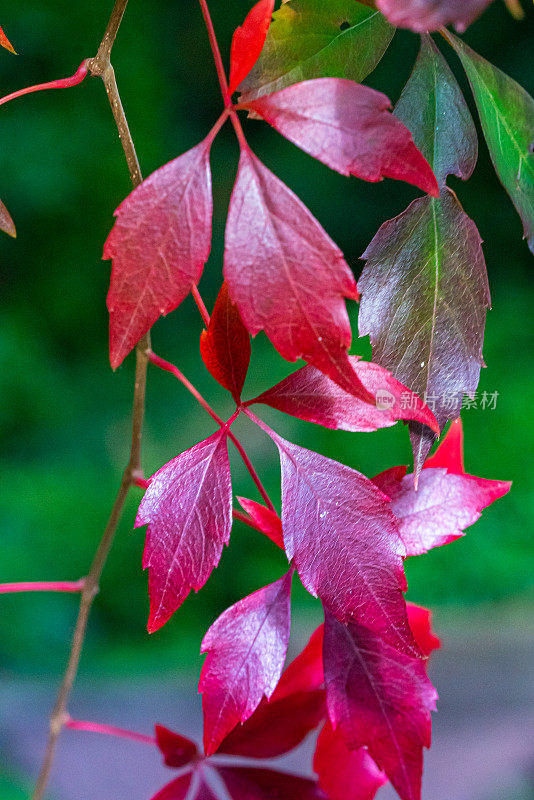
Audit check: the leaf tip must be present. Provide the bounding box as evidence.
[0,200,16,237]
[147,615,163,635]
[2,221,16,238]
[0,27,17,55]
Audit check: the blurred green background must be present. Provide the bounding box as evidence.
[1,0,533,695]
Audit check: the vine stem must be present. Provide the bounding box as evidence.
[0,579,85,594]
[192,285,211,327]
[64,716,156,746]
[148,350,225,427]
[148,350,276,512]
[198,0,232,107]
[0,61,89,108]
[230,431,276,513]
[31,2,148,798]
[197,0,249,151]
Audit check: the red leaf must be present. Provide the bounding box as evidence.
[155,725,198,768]
[192,781,220,800]
[424,418,464,474]
[0,198,16,238]
[218,767,326,800]
[406,603,441,658]
[200,282,251,402]
[200,570,293,755]
[267,428,417,655]
[376,0,493,32]
[104,138,212,369]
[217,689,325,758]
[314,721,387,800]
[151,773,192,800]
[368,465,408,497]
[224,148,374,403]
[149,773,192,800]
[229,0,275,95]
[217,625,325,758]
[236,497,283,549]
[372,447,511,557]
[273,625,324,699]
[248,356,439,434]
[324,609,437,800]
[0,25,16,54]
[245,79,438,196]
[151,774,219,800]
[136,430,232,633]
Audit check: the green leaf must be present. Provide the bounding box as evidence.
[395,35,477,187]
[449,33,534,254]
[359,189,490,472]
[239,0,394,101]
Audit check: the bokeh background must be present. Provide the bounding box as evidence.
[1,1,533,798]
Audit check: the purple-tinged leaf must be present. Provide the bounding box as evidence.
[155,725,198,768]
[314,721,387,800]
[244,79,439,196]
[200,570,293,755]
[248,356,439,434]
[359,188,490,474]
[200,282,251,402]
[381,467,510,556]
[260,424,417,655]
[224,148,374,403]
[136,430,232,633]
[218,766,326,800]
[237,497,284,549]
[395,36,477,188]
[104,139,212,369]
[393,37,478,468]
[360,34,488,474]
[376,0,493,32]
[324,609,437,800]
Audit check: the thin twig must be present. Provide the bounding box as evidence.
[31,2,148,798]
[87,11,141,187]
